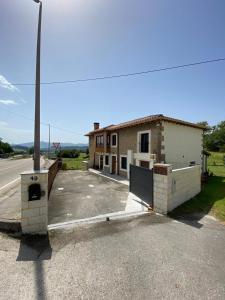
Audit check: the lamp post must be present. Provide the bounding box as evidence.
[33,0,42,171]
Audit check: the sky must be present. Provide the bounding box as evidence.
[0,0,225,144]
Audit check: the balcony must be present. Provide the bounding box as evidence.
[95,145,111,153]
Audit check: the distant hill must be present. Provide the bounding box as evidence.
[12,141,88,151]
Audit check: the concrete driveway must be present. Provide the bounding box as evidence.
[48,170,129,224]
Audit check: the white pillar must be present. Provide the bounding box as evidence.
[21,170,48,235]
[127,150,134,179]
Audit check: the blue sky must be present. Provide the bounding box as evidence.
[0,0,225,144]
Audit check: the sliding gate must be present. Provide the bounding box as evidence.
[129,164,153,208]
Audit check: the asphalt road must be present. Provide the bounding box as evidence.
[0,157,47,219]
[0,158,33,191]
[0,213,224,299]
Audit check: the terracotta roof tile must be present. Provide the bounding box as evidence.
[84,114,204,136]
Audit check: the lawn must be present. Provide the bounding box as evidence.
[170,152,225,222]
[62,153,89,170]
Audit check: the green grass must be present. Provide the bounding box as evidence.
[62,153,88,170]
[208,151,225,167]
[170,152,225,222]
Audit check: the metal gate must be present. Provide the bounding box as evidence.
[129,164,153,207]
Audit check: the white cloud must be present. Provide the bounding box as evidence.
[0,99,18,105]
[0,74,19,92]
[0,122,33,144]
[0,121,8,126]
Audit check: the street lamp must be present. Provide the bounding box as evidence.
[33,0,42,171]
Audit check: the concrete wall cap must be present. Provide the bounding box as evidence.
[154,163,172,167]
[21,169,49,175]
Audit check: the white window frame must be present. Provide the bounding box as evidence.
[104,153,109,167]
[120,155,128,172]
[111,133,117,148]
[137,130,151,154]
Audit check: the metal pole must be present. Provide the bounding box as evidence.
[33,1,42,171]
[48,124,50,159]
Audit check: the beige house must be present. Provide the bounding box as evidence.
[85,114,204,178]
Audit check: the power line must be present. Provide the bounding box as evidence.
[0,106,84,136]
[10,57,225,86]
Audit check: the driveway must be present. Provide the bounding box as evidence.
[48,170,129,224]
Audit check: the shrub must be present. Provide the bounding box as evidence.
[58,149,79,158]
[61,163,67,170]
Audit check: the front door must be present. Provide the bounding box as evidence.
[111,156,116,174]
[99,155,104,170]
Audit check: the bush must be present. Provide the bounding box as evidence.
[58,149,80,158]
[61,163,67,170]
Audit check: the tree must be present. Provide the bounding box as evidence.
[28,146,34,155]
[0,138,13,154]
[200,121,225,152]
[196,121,212,150]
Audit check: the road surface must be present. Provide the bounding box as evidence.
[0,158,33,191]
[0,157,51,220]
[0,213,225,299]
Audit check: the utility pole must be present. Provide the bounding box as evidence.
[33,0,42,171]
[48,124,51,159]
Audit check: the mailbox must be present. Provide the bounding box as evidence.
[28,183,41,201]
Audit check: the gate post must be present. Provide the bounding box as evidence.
[127,150,134,179]
[153,164,172,214]
[21,170,48,235]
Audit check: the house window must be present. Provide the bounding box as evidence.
[120,156,127,171]
[140,133,149,153]
[107,135,110,146]
[111,133,117,147]
[96,135,104,147]
[105,155,109,166]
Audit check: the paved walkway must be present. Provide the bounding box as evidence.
[89,168,129,185]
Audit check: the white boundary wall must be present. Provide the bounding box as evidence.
[153,164,201,214]
[170,165,201,211]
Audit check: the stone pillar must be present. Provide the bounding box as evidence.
[127,150,134,179]
[153,164,172,214]
[21,170,48,235]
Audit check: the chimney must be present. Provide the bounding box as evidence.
[94,122,100,130]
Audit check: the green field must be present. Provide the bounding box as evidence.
[62,153,89,170]
[171,152,225,222]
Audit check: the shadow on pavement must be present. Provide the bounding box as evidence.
[0,219,21,233]
[17,234,52,300]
